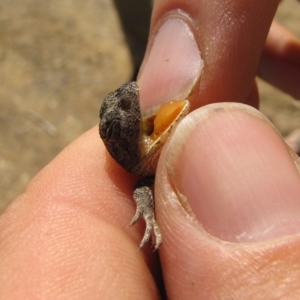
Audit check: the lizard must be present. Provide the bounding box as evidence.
[99,81,190,250]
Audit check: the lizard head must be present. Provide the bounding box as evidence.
[99,82,142,172]
[99,81,190,177]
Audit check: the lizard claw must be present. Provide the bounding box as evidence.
[130,207,162,250]
[131,178,162,250]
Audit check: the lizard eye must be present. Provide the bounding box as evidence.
[120,97,131,110]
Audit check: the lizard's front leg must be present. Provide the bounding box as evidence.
[130,177,162,250]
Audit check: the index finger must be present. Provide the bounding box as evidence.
[0,127,161,298]
[138,0,280,110]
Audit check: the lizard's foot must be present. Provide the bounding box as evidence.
[130,177,162,250]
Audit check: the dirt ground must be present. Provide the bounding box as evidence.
[0,0,299,213]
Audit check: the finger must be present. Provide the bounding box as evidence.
[0,127,161,298]
[137,0,279,111]
[155,103,300,298]
[258,21,300,100]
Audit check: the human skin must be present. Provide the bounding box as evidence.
[1,0,300,299]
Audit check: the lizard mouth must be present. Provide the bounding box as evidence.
[140,99,190,155]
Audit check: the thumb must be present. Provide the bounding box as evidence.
[155,103,300,299]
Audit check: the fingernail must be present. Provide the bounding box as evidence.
[166,103,300,243]
[137,17,203,111]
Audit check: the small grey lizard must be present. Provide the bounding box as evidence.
[99,81,189,249]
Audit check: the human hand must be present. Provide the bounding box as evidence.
[1,0,300,299]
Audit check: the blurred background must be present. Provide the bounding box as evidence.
[0,0,299,213]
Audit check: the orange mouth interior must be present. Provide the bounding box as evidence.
[142,99,187,141]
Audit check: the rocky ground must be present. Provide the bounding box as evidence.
[0,0,299,212]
